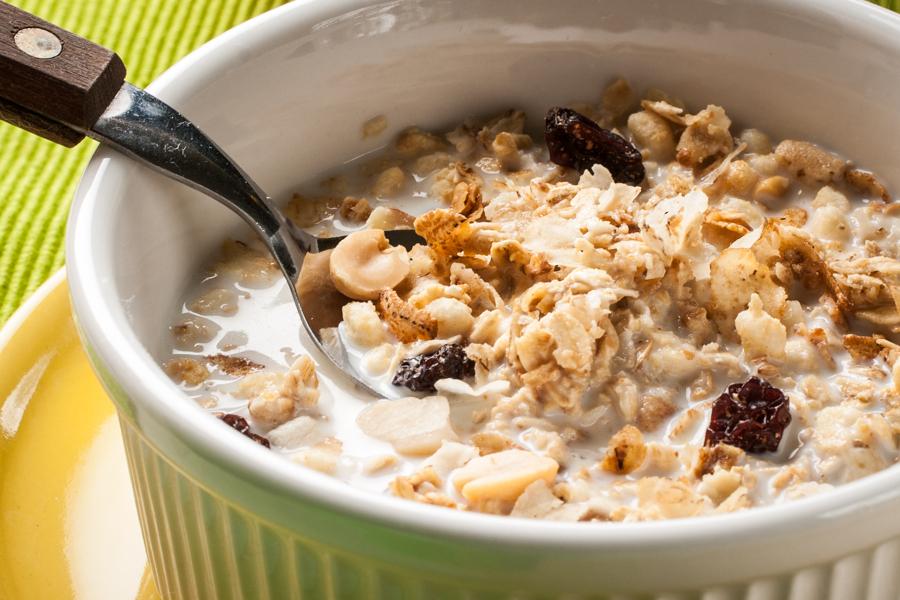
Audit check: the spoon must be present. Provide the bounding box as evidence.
[0,2,422,396]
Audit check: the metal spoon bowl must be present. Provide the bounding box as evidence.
[93,83,422,397]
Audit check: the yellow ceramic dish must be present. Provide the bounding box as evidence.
[0,270,159,600]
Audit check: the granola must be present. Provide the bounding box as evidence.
[163,79,900,522]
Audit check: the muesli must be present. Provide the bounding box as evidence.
[163,79,900,521]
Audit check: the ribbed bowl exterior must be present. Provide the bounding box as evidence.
[118,415,900,600]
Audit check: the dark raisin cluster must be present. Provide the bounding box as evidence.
[544,106,645,185]
[705,377,791,453]
[217,413,271,448]
[391,343,475,392]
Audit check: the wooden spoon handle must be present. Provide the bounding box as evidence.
[0,1,126,146]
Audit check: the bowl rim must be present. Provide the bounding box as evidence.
[67,0,900,550]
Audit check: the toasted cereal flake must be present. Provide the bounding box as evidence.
[376,289,437,343]
[676,105,733,167]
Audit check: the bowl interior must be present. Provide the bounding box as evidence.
[74,0,900,359]
[67,0,900,552]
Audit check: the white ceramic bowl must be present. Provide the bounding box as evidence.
[67,0,900,598]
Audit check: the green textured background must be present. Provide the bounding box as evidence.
[0,0,898,323]
[0,0,289,323]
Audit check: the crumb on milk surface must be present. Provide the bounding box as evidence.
[163,78,900,522]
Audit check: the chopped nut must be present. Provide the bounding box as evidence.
[627,110,675,162]
[365,206,415,230]
[372,166,407,197]
[845,167,890,202]
[601,425,647,474]
[171,316,218,351]
[329,229,410,301]
[738,128,772,155]
[362,115,388,138]
[775,140,846,184]
[284,195,341,228]
[753,175,790,201]
[292,438,342,475]
[267,416,322,449]
[188,288,239,316]
[602,78,634,119]
[471,431,518,455]
[339,197,372,222]
[693,443,744,477]
[637,394,677,432]
[164,357,209,386]
[342,301,388,347]
[216,240,279,288]
[363,454,399,475]
[735,293,787,360]
[395,127,446,156]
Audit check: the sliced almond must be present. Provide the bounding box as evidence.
[452,449,559,503]
[356,396,457,456]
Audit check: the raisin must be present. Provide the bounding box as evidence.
[704,377,791,453]
[544,107,645,185]
[391,343,475,392]
[217,413,271,448]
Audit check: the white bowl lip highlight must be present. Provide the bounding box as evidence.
[67,0,900,550]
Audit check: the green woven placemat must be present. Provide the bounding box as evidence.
[0,0,288,323]
[0,0,898,323]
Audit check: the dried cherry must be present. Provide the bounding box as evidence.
[391,343,475,392]
[217,413,271,448]
[544,107,645,185]
[704,377,791,453]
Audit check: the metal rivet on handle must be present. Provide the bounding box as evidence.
[14,27,62,59]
